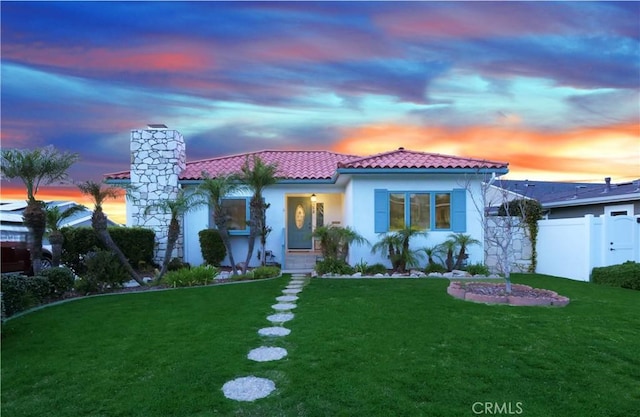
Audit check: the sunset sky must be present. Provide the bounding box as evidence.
[1,1,639,224]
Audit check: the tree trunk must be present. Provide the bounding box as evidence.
[23,200,46,275]
[215,216,237,275]
[49,231,64,267]
[445,249,454,272]
[453,246,467,270]
[156,217,180,282]
[92,208,144,285]
[242,198,261,274]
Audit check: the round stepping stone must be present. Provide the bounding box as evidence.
[258,326,291,337]
[222,376,275,401]
[282,288,302,295]
[286,284,303,289]
[248,346,288,362]
[272,303,297,311]
[267,312,294,323]
[276,295,298,302]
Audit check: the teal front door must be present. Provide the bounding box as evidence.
[287,197,312,249]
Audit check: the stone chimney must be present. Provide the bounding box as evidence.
[129,125,186,265]
[604,177,611,193]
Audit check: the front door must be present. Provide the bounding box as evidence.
[287,197,312,249]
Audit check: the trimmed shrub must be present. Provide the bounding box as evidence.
[76,250,130,294]
[168,258,191,271]
[39,267,75,297]
[315,258,355,276]
[109,227,155,267]
[465,263,491,276]
[425,263,447,274]
[592,261,640,291]
[1,274,50,317]
[198,229,227,266]
[61,226,155,273]
[365,263,389,275]
[252,266,281,279]
[164,265,219,287]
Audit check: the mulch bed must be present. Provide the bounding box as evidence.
[447,281,570,307]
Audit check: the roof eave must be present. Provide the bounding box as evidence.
[336,167,509,175]
[542,193,640,208]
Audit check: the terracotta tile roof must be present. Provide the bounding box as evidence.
[105,148,508,181]
[105,150,360,181]
[338,148,508,170]
[182,150,359,180]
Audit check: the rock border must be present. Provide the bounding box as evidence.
[447,281,570,307]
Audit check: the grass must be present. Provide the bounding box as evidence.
[2,274,639,416]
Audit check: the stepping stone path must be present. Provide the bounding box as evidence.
[222,273,310,401]
[275,295,298,302]
[222,377,275,402]
[266,312,294,324]
[271,303,297,311]
[258,327,291,337]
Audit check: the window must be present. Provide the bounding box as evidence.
[390,193,405,230]
[435,193,451,229]
[375,189,466,233]
[211,198,249,234]
[410,193,430,230]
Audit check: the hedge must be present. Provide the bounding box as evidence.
[592,261,640,291]
[61,226,155,273]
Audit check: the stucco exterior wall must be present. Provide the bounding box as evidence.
[345,174,485,268]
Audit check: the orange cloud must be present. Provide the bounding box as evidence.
[3,42,214,74]
[0,185,126,225]
[333,122,640,182]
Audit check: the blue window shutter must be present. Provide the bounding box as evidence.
[451,189,466,232]
[374,189,388,233]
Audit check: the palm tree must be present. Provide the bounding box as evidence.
[1,146,79,274]
[372,228,425,273]
[77,180,144,285]
[144,188,203,281]
[439,239,457,272]
[45,204,85,267]
[312,225,369,262]
[239,155,278,274]
[198,173,242,276]
[421,245,444,268]
[448,233,481,270]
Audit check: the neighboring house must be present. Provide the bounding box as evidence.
[105,126,508,271]
[0,200,120,242]
[489,178,640,219]
[489,178,640,281]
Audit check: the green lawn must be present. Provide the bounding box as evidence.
[2,274,639,416]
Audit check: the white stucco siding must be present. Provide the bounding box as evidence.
[345,174,486,268]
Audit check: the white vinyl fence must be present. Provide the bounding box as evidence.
[536,214,640,281]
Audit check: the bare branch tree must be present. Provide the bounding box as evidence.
[459,172,530,294]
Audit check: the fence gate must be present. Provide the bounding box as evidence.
[536,214,640,281]
[605,215,638,266]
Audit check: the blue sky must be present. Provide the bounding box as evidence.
[1,1,639,219]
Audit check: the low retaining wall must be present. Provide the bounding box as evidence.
[447,281,570,307]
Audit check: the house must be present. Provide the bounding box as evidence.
[489,178,640,219]
[105,126,508,271]
[489,178,640,281]
[0,200,120,242]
